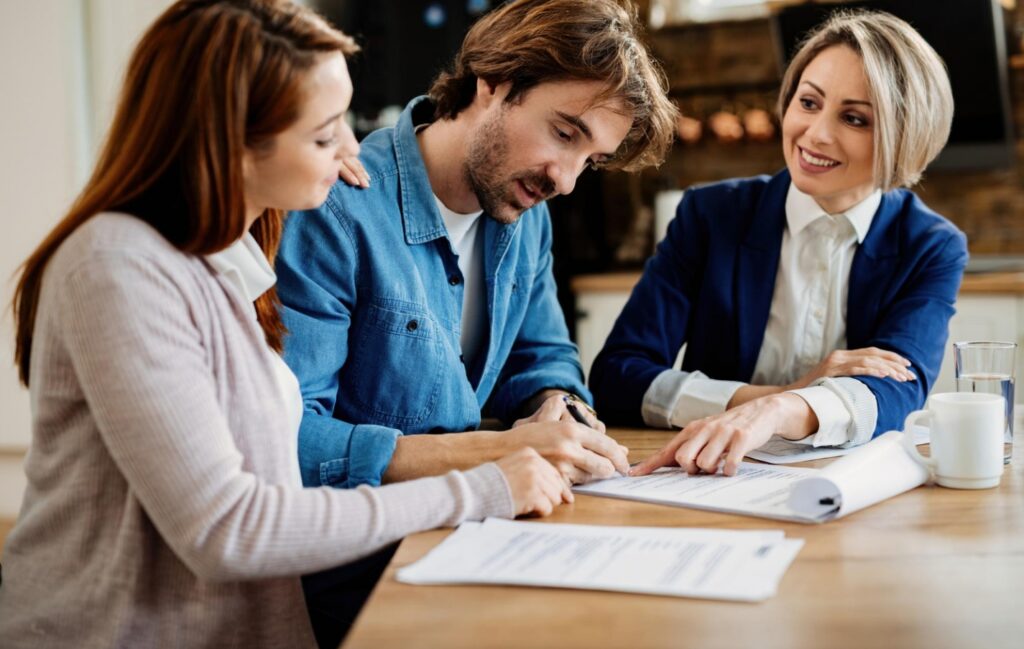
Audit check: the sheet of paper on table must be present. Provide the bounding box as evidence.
[575,431,930,523]
[397,518,803,602]
[747,425,929,464]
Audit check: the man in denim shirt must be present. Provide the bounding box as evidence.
[278,0,677,496]
[278,0,675,493]
[276,1,676,642]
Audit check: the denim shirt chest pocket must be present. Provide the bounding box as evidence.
[478,261,536,387]
[345,297,443,426]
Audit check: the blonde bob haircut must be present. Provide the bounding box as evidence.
[777,10,953,191]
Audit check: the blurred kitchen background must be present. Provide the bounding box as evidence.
[2,0,1023,518]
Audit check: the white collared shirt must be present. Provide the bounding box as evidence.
[205,232,277,306]
[206,233,304,442]
[642,184,882,447]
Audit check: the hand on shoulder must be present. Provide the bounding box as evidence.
[337,156,370,188]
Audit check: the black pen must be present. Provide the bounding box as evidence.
[563,396,592,427]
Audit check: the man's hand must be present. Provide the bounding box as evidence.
[384,419,627,485]
[514,390,607,434]
[500,420,628,484]
[632,393,817,478]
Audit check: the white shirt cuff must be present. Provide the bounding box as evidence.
[641,369,745,428]
[788,385,851,446]
[787,377,878,447]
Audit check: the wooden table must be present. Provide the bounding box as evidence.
[343,429,1024,649]
[570,271,1024,295]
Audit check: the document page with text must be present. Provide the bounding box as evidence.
[747,426,929,464]
[574,463,832,522]
[397,518,804,601]
[575,431,929,523]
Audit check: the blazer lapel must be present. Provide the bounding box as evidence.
[847,192,901,346]
[735,172,789,380]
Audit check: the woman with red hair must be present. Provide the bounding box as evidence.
[0,2,567,646]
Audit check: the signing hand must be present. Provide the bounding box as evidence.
[632,393,816,477]
[513,391,607,434]
[494,447,573,517]
[500,420,629,484]
[337,156,370,188]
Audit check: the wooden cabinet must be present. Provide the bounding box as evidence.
[576,290,632,379]
[935,294,1024,393]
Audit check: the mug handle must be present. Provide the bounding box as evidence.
[902,409,936,474]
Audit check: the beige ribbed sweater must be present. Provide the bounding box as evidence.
[0,213,513,648]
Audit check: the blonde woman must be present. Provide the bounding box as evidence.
[0,2,569,647]
[591,10,967,476]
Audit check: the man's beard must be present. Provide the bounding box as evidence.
[464,109,555,225]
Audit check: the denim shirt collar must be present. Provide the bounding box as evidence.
[392,96,521,254]
[393,96,451,245]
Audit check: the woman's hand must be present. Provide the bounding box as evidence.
[494,447,573,517]
[788,347,916,390]
[632,393,817,477]
[727,347,917,409]
[337,156,370,188]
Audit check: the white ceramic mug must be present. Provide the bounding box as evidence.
[902,392,1005,489]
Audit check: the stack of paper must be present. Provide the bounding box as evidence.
[747,425,929,464]
[397,518,803,601]
[574,431,929,523]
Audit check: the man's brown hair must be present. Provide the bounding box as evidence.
[429,0,677,172]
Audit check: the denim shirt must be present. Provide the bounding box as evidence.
[277,96,589,489]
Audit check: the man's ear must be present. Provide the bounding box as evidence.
[475,77,512,110]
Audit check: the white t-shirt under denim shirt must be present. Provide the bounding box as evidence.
[642,184,883,447]
[414,120,488,371]
[434,196,487,370]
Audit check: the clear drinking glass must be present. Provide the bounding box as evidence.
[954,341,1016,464]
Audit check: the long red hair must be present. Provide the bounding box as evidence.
[12,0,357,385]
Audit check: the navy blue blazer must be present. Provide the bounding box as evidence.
[590,170,968,437]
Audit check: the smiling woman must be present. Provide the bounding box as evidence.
[776,9,953,201]
[781,45,876,214]
[590,10,967,477]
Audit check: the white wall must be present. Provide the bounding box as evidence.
[0,0,171,519]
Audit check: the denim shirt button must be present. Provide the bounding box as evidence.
[406,319,418,332]
[448,275,461,286]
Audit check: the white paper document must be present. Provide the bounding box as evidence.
[575,431,929,523]
[575,462,827,522]
[397,518,803,602]
[747,425,930,464]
